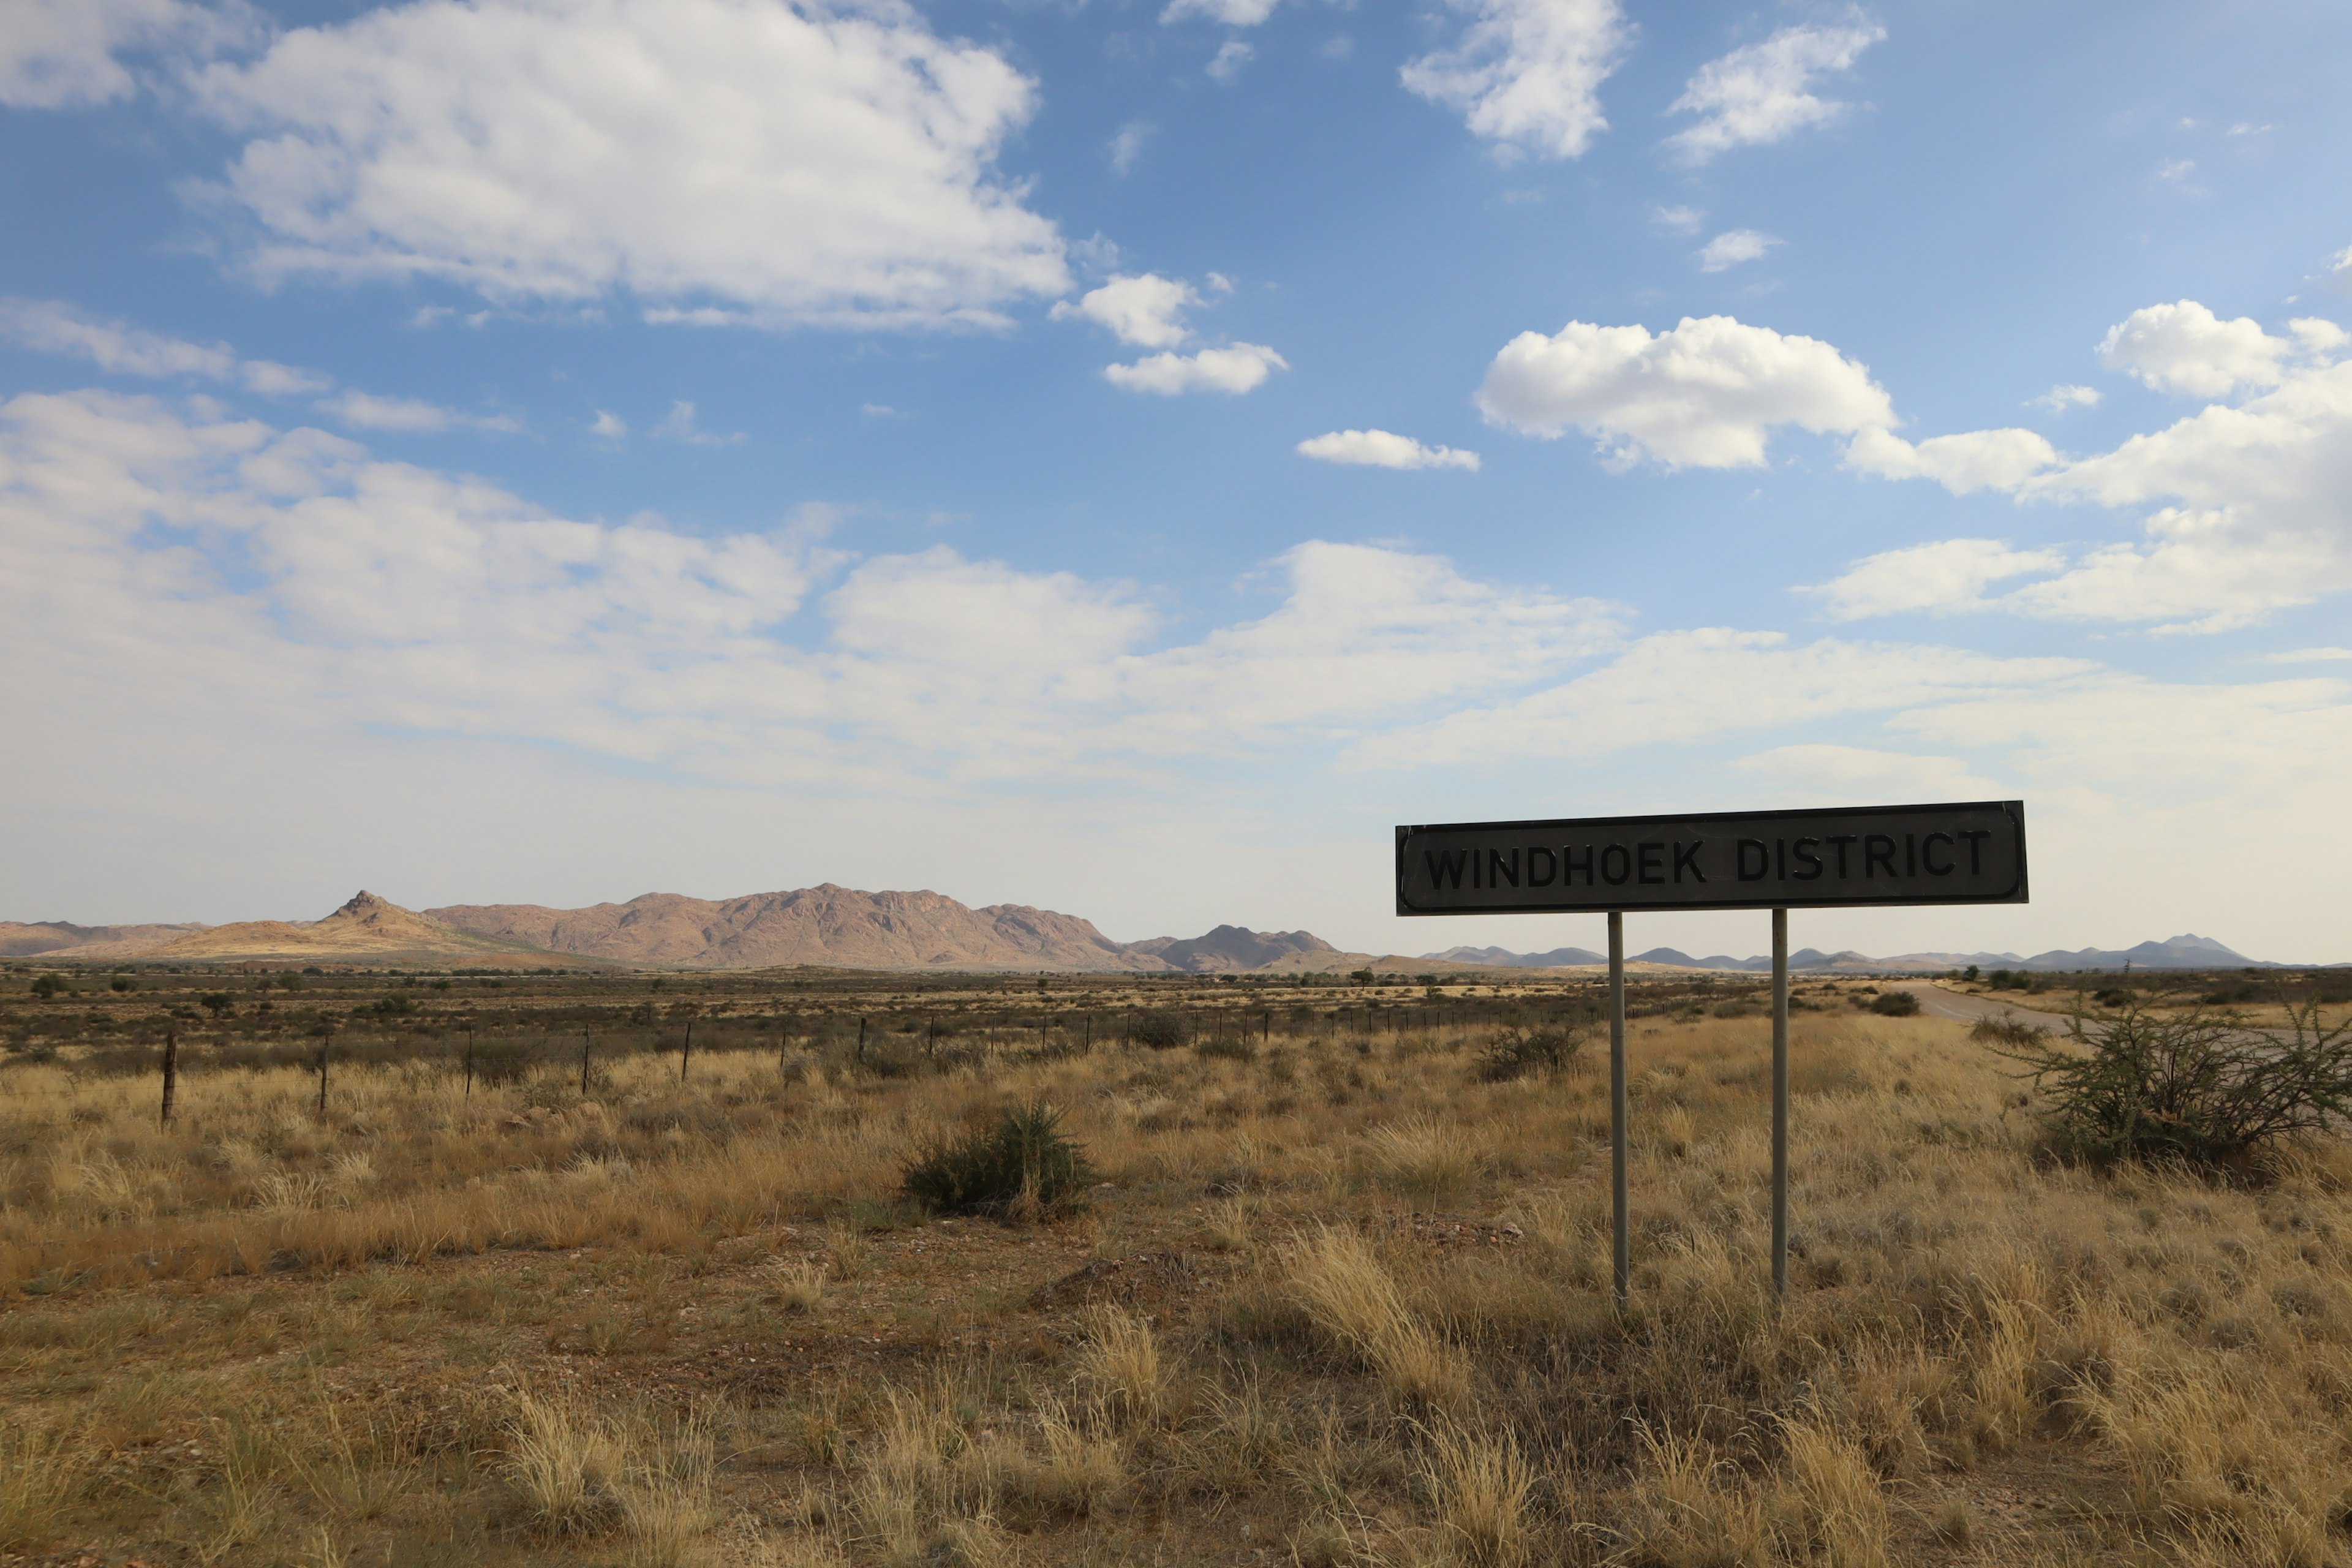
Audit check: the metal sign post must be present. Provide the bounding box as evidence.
[1398,801,2027,1305]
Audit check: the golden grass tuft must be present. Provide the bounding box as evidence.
[1073,1303,1172,1427]
[1284,1223,1471,1409]
[1421,1425,1533,1568]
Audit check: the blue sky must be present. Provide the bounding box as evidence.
[4,0,2350,963]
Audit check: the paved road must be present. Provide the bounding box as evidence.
[1888,980,2080,1033]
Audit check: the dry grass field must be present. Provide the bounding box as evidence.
[6,963,2352,1567]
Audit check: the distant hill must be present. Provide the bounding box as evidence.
[120,892,562,965]
[1423,943,1607,968]
[0,919,208,957]
[1423,932,2284,973]
[428,885,1155,971]
[1126,925,1339,973]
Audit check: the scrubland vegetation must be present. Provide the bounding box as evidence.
[5,964,2352,1566]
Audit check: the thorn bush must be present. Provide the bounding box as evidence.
[1989,999,2352,1167]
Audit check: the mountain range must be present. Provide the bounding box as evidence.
[1,888,1350,974]
[1425,933,2277,973]
[1,886,2304,973]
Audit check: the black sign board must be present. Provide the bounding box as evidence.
[1396,801,2027,915]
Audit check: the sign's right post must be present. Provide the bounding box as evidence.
[1608,911,1629,1311]
[1771,908,1789,1298]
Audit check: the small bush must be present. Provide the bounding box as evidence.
[1990,1000,2352,1167]
[900,1102,1096,1216]
[1868,990,1920,1017]
[28,974,64,998]
[1476,1026,1586,1081]
[1195,1031,1257,1063]
[1128,1012,1188,1050]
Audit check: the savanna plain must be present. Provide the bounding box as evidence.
[7,962,2352,1568]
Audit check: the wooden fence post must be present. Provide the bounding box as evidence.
[579,1027,591,1096]
[160,1030,178,1127]
[680,1019,693,1084]
[464,1026,475,1097]
[317,1023,331,1117]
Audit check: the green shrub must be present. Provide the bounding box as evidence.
[900,1102,1096,1216]
[1195,1031,1258,1063]
[28,974,64,998]
[1477,1025,1586,1082]
[1868,990,1920,1017]
[1989,1000,2352,1167]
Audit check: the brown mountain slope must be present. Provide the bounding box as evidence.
[427,885,1158,971]
[1125,924,1338,974]
[0,921,208,958]
[140,892,562,964]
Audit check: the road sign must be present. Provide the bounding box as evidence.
[1397,799,2031,1310]
[1396,801,2026,916]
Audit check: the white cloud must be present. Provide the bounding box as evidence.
[1206,39,1254,83]
[2097,300,2293,396]
[1843,426,2056,494]
[1161,0,1280,24]
[2030,383,2100,413]
[1351,627,2092,769]
[319,390,518,434]
[0,390,1623,786]
[2252,647,2352,664]
[1696,228,1779,272]
[1104,344,1288,396]
[1802,538,2068,621]
[1664,20,1885,164]
[240,360,333,397]
[1297,429,1480,471]
[0,296,237,380]
[1052,274,1202,349]
[1651,204,1705,234]
[1830,303,2352,632]
[589,410,628,441]
[1732,744,2005,803]
[650,401,742,447]
[190,0,1068,330]
[1109,121,1152,176]
[1476,314,1893,468]
[1401,0,1629,161]
[0,0,247,109]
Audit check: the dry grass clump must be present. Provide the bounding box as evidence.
[1073,1303,1173,1426]
[503,1389,716,1564]
[1284,1224,1470,1409]
[0,1414,92,1553]
[1362,1117,1482,1199]
[1420,1425,1534,1568]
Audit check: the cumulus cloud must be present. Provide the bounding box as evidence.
[1104,344,1288,396]
[1206,39,1254,83]
[188,0,1068,329]
[1664,20,1884,164]
[1843,426,2056,494]
[2097,300,2296,396]
[1696,229,1779,272]
[1803,538,2068,620]
[0,390,1621,785]
[2030,383,2101,413]
[1476,314,1893,468]
[1296,429,1480,471]
[1651,203,1705,233]
[1828,302,2352,632]
[1401,0,1629,161]
[1161,0,1280,24]
[589,410,628,441]
[1108,121,1152,176]
[0,296,237,380]
[0,0,251,108]
[319,390,519,434]
[1051,274,1203,350]
[649,401,742,446]
[1055,273,1280,395]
